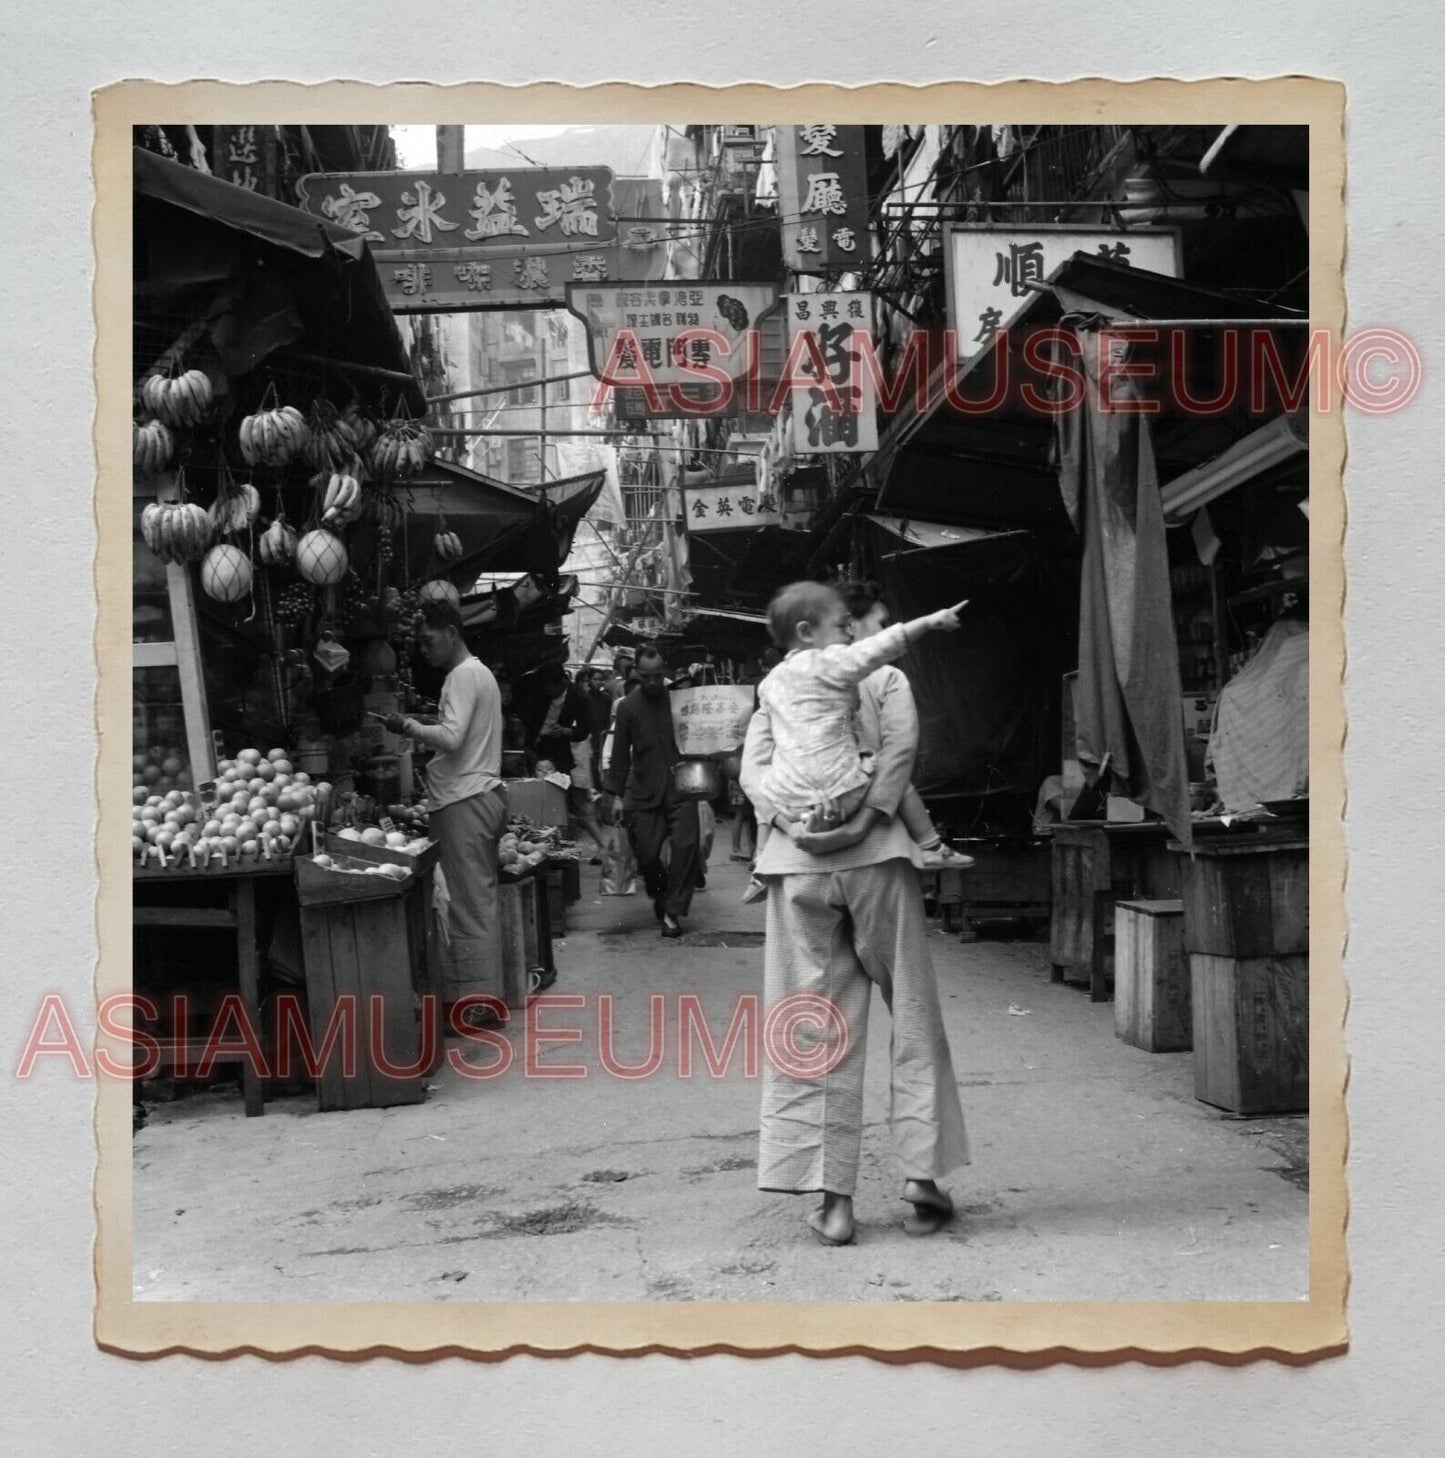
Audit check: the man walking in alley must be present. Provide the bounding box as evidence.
[385,601,508,1029]
[603,645,701,939]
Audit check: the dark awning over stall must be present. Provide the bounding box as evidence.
[133,146,425,413]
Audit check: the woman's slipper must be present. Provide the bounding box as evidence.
[807,1207,855,1247]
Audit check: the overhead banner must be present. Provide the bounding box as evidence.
[785,291,878,455]
[683,479,783,532]
[944,224,1182,355]
[775,124,872,273]
[296,169,669,310]
[566,281,782,395]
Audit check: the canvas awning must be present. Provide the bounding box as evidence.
[133,146,424,412]
[870,253,1306,536]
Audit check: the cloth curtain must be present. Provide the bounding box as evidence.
[1056,328,1192,848]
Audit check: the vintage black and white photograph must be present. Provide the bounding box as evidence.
[110,96,1337,1342]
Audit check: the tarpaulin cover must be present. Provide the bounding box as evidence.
[1056,331,1192,847]
[871,519,1061,805]
[1208,618,1308,811]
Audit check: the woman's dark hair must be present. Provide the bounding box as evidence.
[835,578,885,621]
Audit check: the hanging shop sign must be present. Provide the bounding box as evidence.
[682,477,783,533]
[215,125,277,196]
[296,169,669,311]
[943,223,1183,356]
[775,124,872,274]
[566,280,782,403]
[785,290,879,455]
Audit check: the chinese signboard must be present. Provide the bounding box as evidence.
[775,125,872,273]
[216,125,275,195]
[785,291,878,455]
[945,225,1182,355]
[566,281,781,395]
[296,169,668,311]
[681,480,784,533]
[670,685,758,758]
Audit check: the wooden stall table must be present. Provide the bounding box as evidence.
[1048,821,1183,1002]
[132,856,295,1117]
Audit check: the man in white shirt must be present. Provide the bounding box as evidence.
[385,601,507,1027]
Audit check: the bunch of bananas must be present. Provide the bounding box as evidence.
[369,418,432,483]
[259,517,297,567]
[140,369,214,429]
[303,399,363,474]
[239,404,308,468]
[134,419,176,476]
[319,471,364,527]
[434,529,463,563]
[208,481,261,537]
[341,402,379,454]
[141,502,213,565]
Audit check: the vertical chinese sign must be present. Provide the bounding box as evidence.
[944,225,1182,358]
[776,125,872,274]
[296,168,669,311]
[785,291,878,455]
[215,125,275,196]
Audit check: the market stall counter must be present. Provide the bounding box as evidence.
[133,855,295,1117]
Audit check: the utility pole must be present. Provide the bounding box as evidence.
[435,125,465,173]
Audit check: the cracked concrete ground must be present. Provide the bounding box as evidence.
[132,856,1308,1303]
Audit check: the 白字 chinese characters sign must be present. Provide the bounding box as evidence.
[682,480,784,533]
[216,125,275,195]
[295,169,667,310]
[945,225,1182,354]
[566,281,782,394]
[775,125,872,273]
[785,291,878,455]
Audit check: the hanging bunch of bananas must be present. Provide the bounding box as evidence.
[434,529,463,562]
[259,516,298,567]
[141,502,214,566]
[208,479,261,537]
[140,367,214,429]
[369,415,432,483]
[239,402,308,468]
[303,398,363,474]
[318,469,364,528]
[134,419,176,476]
[341,401,379,454]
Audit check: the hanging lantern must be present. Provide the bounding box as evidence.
[200,544,253,603]
[295,529,349,586]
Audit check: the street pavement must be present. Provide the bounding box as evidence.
[133,850,1308,1303]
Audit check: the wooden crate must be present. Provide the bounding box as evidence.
[1113,900,1191,1052]
[298,872,441,1112]
[497,877,538,1011]
[1179,838,1308,958]
[1190,953,1308,1113]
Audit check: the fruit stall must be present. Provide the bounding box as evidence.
[130,150,594,1115]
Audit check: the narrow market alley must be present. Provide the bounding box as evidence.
[133,855,1308,1305]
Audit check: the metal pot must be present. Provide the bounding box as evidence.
[671,758,722,801]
